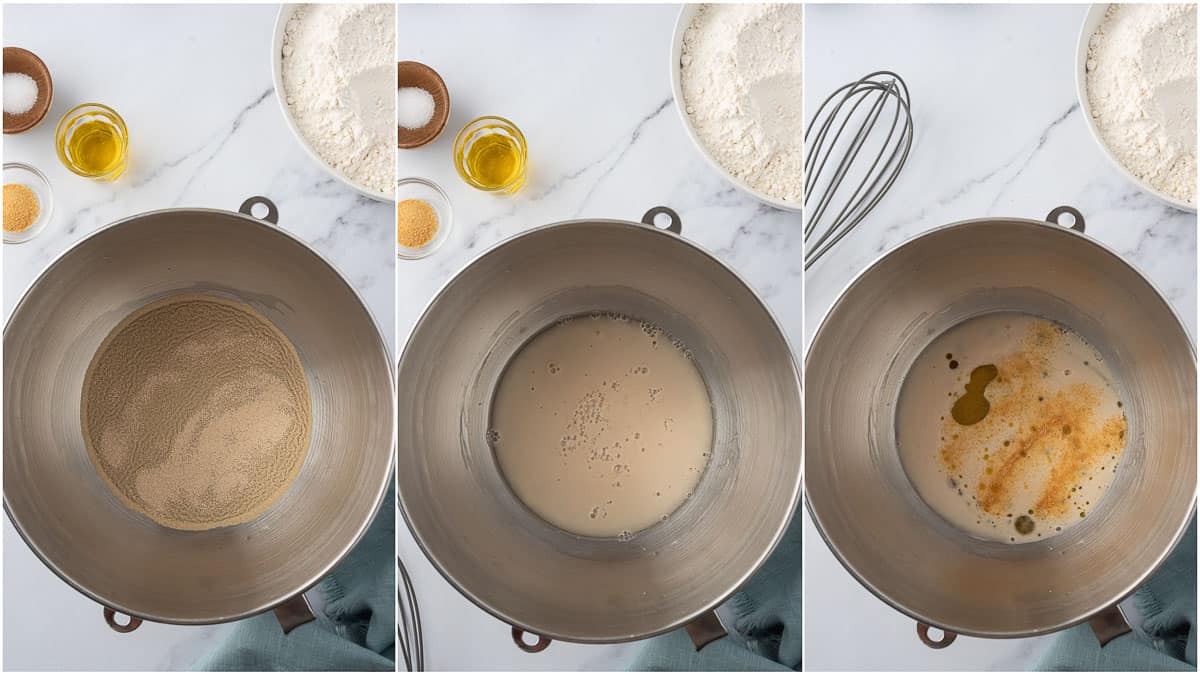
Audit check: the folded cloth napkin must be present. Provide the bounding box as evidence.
[629,505,802,672]
[1037,516,1196,672]
[194,484,396,672]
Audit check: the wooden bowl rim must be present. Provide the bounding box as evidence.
[3,47,53,134]
[398,60,450,149]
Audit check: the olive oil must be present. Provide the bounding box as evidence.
[55,104,128,181]
[950,363,998,425]
[453,116,527,193]
[465,133,522,189]
[67,120,122,175]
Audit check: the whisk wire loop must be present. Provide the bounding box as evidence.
[804,71,914,269]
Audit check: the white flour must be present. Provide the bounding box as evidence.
[680,4,802,204]
[282,4,395,196]
[1086,4,1197,205]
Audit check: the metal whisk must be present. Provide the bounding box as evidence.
[397,492,425,675]
[804,71,914,270]
[397,554,425,671]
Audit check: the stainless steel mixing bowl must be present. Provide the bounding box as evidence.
[4,197,395,628]
[807,207,1196,645]
[396,208,802,647]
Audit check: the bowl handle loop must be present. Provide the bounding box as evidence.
[641,206,683,235]
[273,593,317,634]
[239,196,280,225]
[916,622,957,649]
[511,627,552,653]
[1088,605,1133,647]
[103,607,142,633]
[1045,206,1085,233]
[685,609,728,650]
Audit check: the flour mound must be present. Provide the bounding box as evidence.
[282,4,395,196]
[680,4,802,204]
[1086,4,1197,205]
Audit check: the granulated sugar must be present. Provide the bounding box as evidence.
[81,294,312,531]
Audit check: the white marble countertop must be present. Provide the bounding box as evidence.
[803,4,1196,671]
[397,3,800,671]
[3,4,394,670]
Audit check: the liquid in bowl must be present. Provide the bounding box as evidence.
[490,314,713,538]
[896,312,1127,543]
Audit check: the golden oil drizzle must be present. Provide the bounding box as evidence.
[950,364,998,425]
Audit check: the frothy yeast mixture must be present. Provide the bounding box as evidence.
[897,313,1127,543]
[81,294,312,531]
[491,315,713,538]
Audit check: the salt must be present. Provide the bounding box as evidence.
[398,86,435,130]
[3,72,38,116]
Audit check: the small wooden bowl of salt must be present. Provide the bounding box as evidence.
[398,61,449,149]
[4,47,53,134]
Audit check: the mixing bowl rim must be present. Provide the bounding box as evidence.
[805,215,1197,638]
[396,216,803,643]
[3,205,397,625]
[803,495,1197,640]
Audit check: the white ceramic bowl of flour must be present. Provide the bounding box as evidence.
[670,4,801,213]
[272,5,395,202]
[1075,4,1196,213]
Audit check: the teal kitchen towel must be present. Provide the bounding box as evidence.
[629,505,802,671]
[1037,516,1196,672]
[195,483,396,672]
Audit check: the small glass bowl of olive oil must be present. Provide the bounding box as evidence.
[452,116,527,194]
[55,103,129,182]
